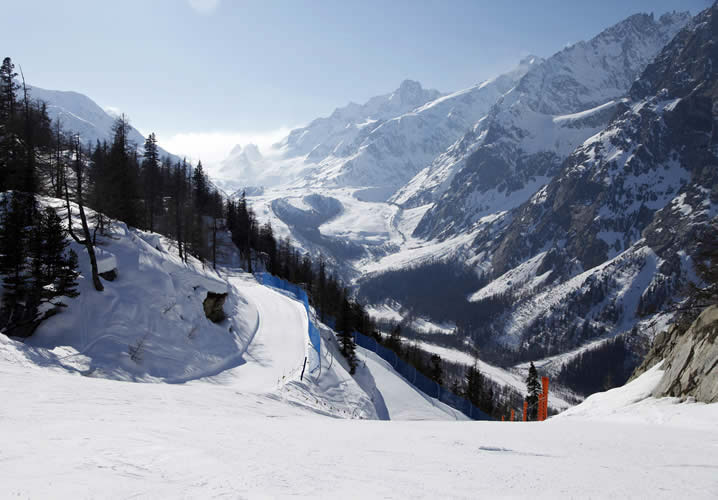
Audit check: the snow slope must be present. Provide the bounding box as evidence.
[357,346,468,420]
[27,85,174,158]
[25,199,256,383]
[205,273,308,392]
[3,196,469,422]
[556,363,718,430]
[1,200,716,496]
[1,345,716,498]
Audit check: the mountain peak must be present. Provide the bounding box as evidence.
[601,10,691,40]
[394,79,427,104]
[519,55,541,66]
[398,79,423,92]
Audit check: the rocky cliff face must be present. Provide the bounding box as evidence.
[633,306,718,403]
[410,11,691,240]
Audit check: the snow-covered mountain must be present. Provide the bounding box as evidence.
[27,85,173,157]
[236,11,691,262]
[407,11,692,239]
[276,79,443,162]
[224,59,538,195]
[218,143,269,186]
[453,5,717,362]
[291,60,539,195]
[214,8,713,397]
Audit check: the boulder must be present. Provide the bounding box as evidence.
[203,292,227,323]
[100,268,118,281]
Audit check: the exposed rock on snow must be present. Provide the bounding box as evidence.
[203,292,228,323]
[99,269,118,281]
[634,306,718,403]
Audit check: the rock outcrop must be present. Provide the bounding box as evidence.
[203,292,228,323]
[633,305,718,403]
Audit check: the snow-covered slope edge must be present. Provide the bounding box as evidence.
[1,196,464,421]
[556,362,717,430]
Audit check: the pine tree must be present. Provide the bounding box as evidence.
[0,57,20,191]
[429,353,444,386]
[0,57,18,122]
[337,291,357,374]
[387,323,402,352]
[317,255,326,321]
[525,361,541,421]
[107,114,140,227]
[142,132,160,232]
[192,161,208,213]
[463,361,484,407]
[29,207,79,306]
[0,193,31,324]
[56,249,80,302]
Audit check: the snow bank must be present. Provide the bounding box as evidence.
[22,198,258,382]
[556,363,718,430]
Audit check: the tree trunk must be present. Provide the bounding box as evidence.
[64,139,103,292]
[212,217,217,270]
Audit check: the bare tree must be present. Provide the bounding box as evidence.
[64,134,103,291]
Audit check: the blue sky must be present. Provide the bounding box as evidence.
[1,0,709,165]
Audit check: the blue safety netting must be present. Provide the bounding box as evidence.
[353,330,493,421]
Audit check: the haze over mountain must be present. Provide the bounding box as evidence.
[2,2,717,497]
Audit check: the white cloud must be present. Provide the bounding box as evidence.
[187,0,221,15]
[156,128,292,176]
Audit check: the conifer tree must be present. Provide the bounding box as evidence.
[142,132,160,232]
[56,249,80,301]
[0,193,31,324]
[316,254,327,321]
[107,114,140,227]
[28,207,79,307]
[192,161,208,213]
[0,57,19,191]
[525,361,541,420]
[387,323,402,352]
[337,291,357,374]
[463,362,484,407]
[429,353,444,386]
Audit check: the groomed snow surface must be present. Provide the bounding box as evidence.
[1,199,717,498]
[2,350,717,498]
